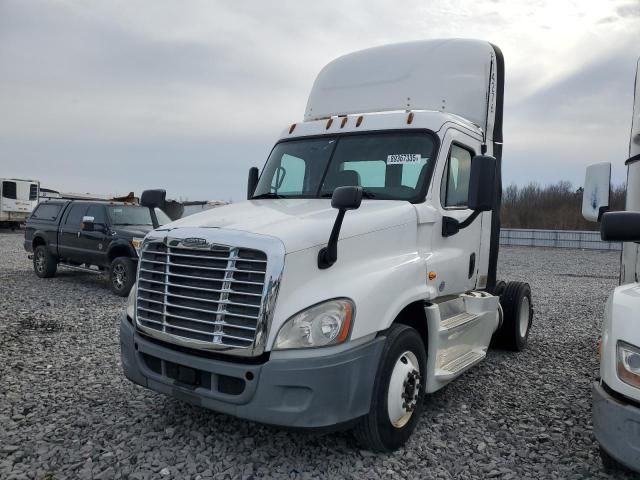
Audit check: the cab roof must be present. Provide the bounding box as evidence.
[304,39,502,143]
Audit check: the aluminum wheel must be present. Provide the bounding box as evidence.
[387,350,421,428]
[519,296,531,338]
[112,263,126,290]
[35,250,46,273]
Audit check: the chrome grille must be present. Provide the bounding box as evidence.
[136,241,267,349]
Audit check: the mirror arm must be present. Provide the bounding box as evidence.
[149,208,159,229]
[597,206,609,222]
[318,209,346,269]
[442,210,481,237]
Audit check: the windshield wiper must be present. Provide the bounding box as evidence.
[251,192,285,200]
[320,189,377,199]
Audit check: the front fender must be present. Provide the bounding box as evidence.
[107,239,137,260]
[266,222,435,349]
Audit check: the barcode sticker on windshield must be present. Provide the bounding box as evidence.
[387,154,421,165]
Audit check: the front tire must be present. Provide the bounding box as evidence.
[353,324,427,452]
[492,281,533,351]
[109,257,136,297]
[33,245,57,278]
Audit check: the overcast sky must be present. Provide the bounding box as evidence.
[1,0,638,201]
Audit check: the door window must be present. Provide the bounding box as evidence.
[29,184,38,200]
[65,205,88,226]
[32,203,62,220]
[275,154,306,194]
[86,205,106,225]
[441,144,473,208]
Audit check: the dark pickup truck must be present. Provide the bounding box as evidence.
[24,197,171,296]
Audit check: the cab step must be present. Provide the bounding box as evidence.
[439,312,481,332]
[436,350,485,380]
[59,263,104,275]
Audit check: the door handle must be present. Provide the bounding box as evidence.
[77,231,81,238]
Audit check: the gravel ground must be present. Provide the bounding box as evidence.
[0,230,636,480]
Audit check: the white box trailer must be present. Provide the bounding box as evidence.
[583,57,640,473]
[0,178,39,228]
[120,39,534,451]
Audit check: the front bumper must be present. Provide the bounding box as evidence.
[592,381,640,472]
[120,316,384,429]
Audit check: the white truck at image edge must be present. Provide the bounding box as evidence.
[582,57,640,472]
[0,178,39,229]
[120,39,533,451]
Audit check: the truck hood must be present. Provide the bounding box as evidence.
[111,225,155,239]
[164,199,417,253]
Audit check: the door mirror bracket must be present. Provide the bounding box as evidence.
[318,186,363,269]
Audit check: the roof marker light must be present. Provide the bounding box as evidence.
[340,117,348,128]
[356,116,363,127]
[326,118,333,130]
[407,112,414,124]
[289,123,296,134]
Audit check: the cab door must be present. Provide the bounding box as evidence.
[79,205,109,266]
[58,204,88,261]
[430,129,484,295]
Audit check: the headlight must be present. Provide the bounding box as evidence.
[617,341,640,388]
[273,298,354,350]
[126,283,137,320]
[132,238,144,256]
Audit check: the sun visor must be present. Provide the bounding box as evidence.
[305,39,501,141]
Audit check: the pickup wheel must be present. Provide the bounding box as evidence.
[109,257,136,297]
[353,324,426,452]
[33,245,57,278]
[492,281,533,351]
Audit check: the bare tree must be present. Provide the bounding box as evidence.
[501,182,626,230]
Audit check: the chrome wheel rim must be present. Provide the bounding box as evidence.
[35,251,45,273]
[387,351,421,428]
[519,296,530,338]
[112,264,126,289]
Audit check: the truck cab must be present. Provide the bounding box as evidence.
[582,57,640,473]
[121,39,533,451]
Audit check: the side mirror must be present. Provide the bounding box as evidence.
[140,189,166,229]
[81,215,95,231]
[318,186,363,269]
[582,163,611,222]
[442,155,496,238]
[331,185,363,210]
[141,189,166,208]
[468,155,497,212]
[247,167,259,199]
[601,211,640,242]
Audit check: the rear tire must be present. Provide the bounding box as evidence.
[109,257,136,297]
[353,324,427,452]
[492,281,532,351]
[33,245,57,278]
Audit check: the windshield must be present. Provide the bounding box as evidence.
[252,132,436,202]
[108,206,171,226]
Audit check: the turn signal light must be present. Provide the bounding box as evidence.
[428,271,437,281]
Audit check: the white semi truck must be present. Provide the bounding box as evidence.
[583,58,640,472]
[120,39,534,451]
[0,178,39,229]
